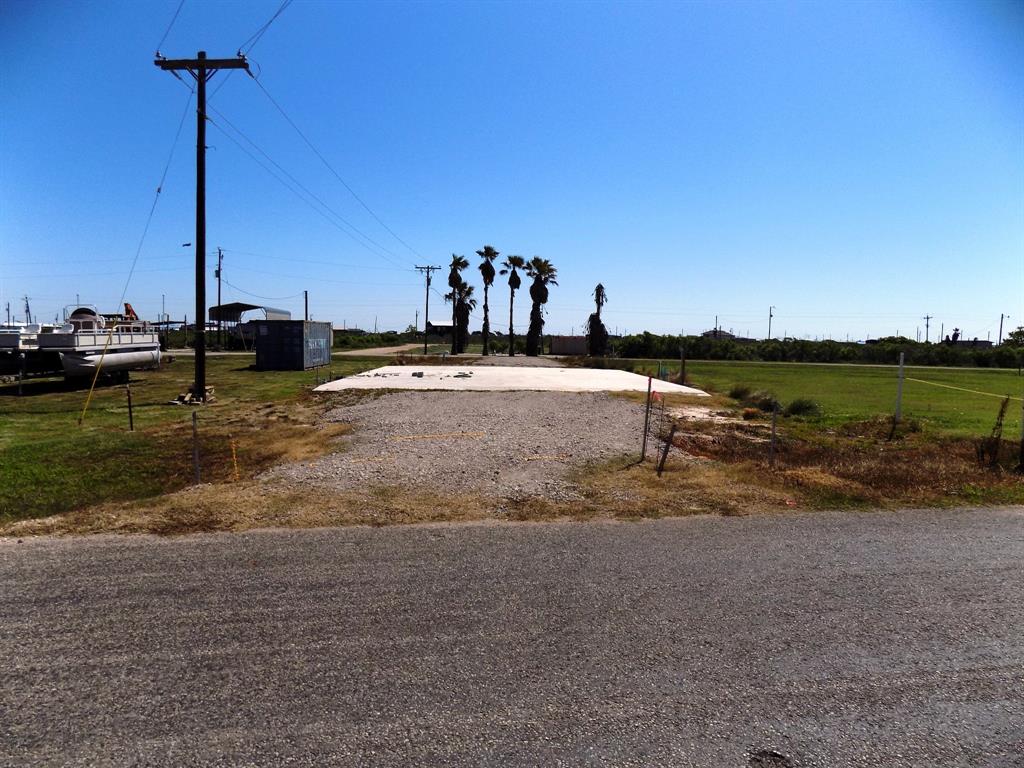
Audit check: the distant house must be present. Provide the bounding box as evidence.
[549,335,588,355]
[426,320,455,339]
[701,329,757,343]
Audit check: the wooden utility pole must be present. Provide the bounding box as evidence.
[304,290,309,321]
[215,247,224,348]
[415,265,441,354]
[923,314,932,343]
[155,51,249,401]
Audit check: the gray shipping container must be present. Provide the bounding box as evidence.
[255,321,333,370]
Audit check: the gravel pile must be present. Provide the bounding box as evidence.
[269,391,647,501]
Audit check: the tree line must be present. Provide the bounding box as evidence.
[609,332,1024,368]
[445,247,557,356]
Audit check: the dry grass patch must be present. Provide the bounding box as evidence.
[2,481,492,537]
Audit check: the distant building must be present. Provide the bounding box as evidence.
[426,320,455,339]
[549,335,588,355]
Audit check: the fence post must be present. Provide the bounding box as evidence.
[192,410,201,484]
[18,353,25,396]
[641,376,653,461]
[126,383,134,432]
[769,403,779,467]
[657,423,677,476]
[894,351,905,423]
[679,346,686,385]
[1018,398,1024,473]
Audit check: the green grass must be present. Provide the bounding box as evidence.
[0,354,380,521]
[621,359,1024,437]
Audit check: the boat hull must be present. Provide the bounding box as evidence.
[60,348,161,377]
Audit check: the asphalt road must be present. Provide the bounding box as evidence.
[2,509,1022,767]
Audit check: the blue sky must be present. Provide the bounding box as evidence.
[2,0,1021,341]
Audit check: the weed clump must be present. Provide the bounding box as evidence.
[741,408,760,421]
[744,390,780,413]
[784,398,822,418]
[728,384,752,400]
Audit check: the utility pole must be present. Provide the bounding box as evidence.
[768,306,775,340]
[4,303,9,324]
[415,265,441,354]
[923,314,932,343]
[304,290,309,322]
[999,313,1009,345]
[214,247,224,348]
[155,51,250,401]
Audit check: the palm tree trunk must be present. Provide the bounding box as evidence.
[481,285,490,356]
[451,301,458,355]
[508,290,515,357]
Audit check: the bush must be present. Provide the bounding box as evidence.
[728,384,751,400]
[784,398,822,417]
[741,408,760,420]
[744,390,780,413]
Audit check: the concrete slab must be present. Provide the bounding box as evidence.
[315,365,708,395]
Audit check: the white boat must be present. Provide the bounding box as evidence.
[37,307,161,379]
[0,322,60,352]
[0,323,63,375]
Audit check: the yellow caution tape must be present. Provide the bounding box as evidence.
[905,377,1023,402]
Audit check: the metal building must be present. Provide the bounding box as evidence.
[254,321,333,371]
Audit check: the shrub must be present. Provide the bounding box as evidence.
[784,398,822,417]
[728,384,751,400]
[744,390,780,413]
[741,408,760,420]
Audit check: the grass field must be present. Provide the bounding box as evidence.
[616,359,1024,438]
[3,354,1022,530]
[0,354,380,522]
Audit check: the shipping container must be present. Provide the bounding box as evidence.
[255,321,333,370]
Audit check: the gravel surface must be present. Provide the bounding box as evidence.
[2,508,1022,766]
[271,391,649,501]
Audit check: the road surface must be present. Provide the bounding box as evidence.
[2,508,1022,767]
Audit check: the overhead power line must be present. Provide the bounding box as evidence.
[252,77,424,261]
[155,0,186,55]
[205,105,410,267]
[204,114,409,270]
[238,0,294,54]
[222,279,303,302]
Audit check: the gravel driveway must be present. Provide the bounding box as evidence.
[271,391,648,501]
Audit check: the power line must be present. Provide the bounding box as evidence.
[205,105,410,267]
[222,279,302,302]
[218,248,411,272]
[154,0,186,55]
[238,0,293,54]
[252,76,424,261]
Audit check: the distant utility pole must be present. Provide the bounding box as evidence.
[4,303,9,324]
[23,296,32,324]
[923,314,932,343]
[415,265,441,354]
[999,313,1009,345]
[304,290,309,322]
[215,247,224,348]
[155,50,250,401]
[768,306,775,340]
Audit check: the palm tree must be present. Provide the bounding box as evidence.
[447,253,468,353]
[524,257,558,356]
[456,282,477,353]
[445,280,476,353]
[476,245,499,356]
[499,255,526,356]
[593,283,607,315]
[586,283,609,356]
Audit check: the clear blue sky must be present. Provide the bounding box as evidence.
[2,0,1021,341]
